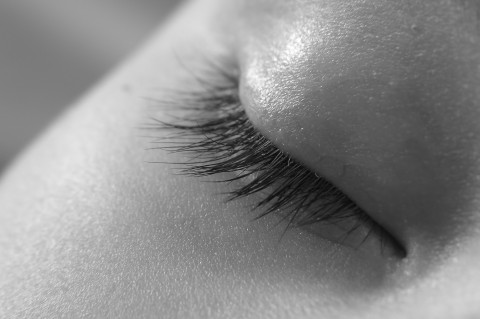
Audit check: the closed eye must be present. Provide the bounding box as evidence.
[146,67,406,259]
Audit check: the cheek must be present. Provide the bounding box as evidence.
[0,72,390,318]
[122,167,392,318]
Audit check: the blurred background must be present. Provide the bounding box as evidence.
[0,0,182,172]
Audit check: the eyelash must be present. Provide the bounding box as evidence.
[148,69,402,254]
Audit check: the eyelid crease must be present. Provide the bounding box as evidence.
[145,68,406,258]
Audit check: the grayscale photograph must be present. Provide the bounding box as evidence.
[0,0,479,318]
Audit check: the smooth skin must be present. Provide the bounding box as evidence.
[1,0,480,318]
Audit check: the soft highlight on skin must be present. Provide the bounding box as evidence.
[1,0,480,318]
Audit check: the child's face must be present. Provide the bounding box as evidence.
[1,0,479,317]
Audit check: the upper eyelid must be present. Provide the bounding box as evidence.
[146,66,406,257]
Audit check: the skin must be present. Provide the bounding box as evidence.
[1,0,480,317]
